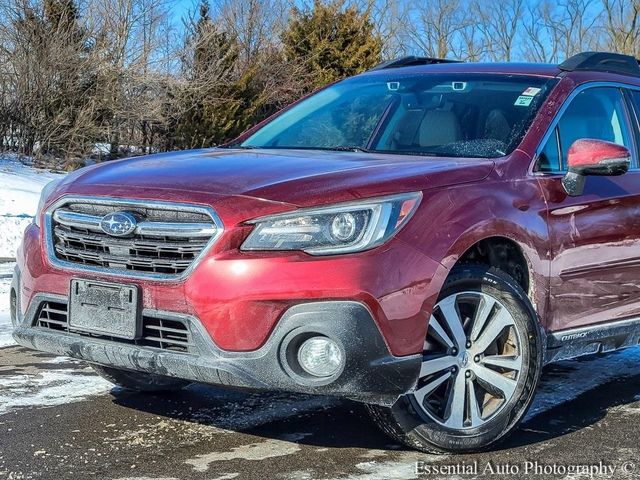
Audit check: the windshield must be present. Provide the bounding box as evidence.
[239,73,556,158]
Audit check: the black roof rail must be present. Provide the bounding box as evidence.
[369,56,461,71]
[559,51,640,77]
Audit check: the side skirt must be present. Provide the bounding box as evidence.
[545,317,640,364]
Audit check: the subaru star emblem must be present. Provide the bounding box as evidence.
[100,212,137,237]
[460,351,470,368]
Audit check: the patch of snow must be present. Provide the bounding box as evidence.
[0,217,32,259]
[0,261,15,277]
[185,433,311,472]
[527,347,640,419]
[343,460,419,480]
[92,143,111,155]
[0,368,112,415]
[285,472,315,480]
[320,452,439,480]
[0,157,65,258]
[0,157,65,346]
[41,356,84,364]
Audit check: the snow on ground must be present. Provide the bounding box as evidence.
[0,157,65,259]
[0,157,65,347]
[0,361,112,415]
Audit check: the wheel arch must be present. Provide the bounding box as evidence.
[433,221,549,329]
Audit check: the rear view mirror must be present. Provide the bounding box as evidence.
[562,139,630,196]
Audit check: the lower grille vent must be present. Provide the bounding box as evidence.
[36,301,193,353]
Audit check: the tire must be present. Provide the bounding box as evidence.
[366,264,543,454]
[90,364,190,392]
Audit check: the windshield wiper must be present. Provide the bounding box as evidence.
[225,145,372,153]
[317,146,372,153]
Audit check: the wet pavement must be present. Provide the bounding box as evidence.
[1,344,639,480]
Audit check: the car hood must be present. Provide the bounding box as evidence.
[57,148,495,208]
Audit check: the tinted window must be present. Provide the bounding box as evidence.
[538,127,560,171]
[627,89,640,167]
[241,74,555,158]
[540,87,632,171]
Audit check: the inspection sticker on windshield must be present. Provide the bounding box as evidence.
[514,95,534,107]
[522,87,541,96]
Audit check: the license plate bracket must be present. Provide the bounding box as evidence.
[69,279,140,339]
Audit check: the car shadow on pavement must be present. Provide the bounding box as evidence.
[499,371,640,451]
[108,385,407,451]
[104,356,640,450]
[107,367,640,454]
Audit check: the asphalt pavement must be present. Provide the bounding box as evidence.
[1,344,639,480]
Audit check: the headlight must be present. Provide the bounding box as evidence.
[241,192,422,255]
[34,179,62,227]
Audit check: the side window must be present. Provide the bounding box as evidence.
[626,90,640,167]
[538,127,560,171]
[538,87,632,171]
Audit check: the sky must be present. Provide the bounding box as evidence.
[163,0,610,63]
[173,0,197,18]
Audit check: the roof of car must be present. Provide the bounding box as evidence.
[363,52,640,82]
[362,61,562,78]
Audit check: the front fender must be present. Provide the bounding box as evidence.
[397,175,550,328]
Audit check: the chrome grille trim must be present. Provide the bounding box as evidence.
[44,196,224,281]
[53,210,217,238]
[53,210,103,232]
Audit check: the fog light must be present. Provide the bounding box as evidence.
[297,336,344,377]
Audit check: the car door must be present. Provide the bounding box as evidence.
[535,85,640,331]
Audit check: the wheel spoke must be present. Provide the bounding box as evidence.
[467,378,483,426]
[427,315,455,349]
[414,291,523,431]
[472,364,517,398]
[413,371,451,405]
[470,295,495,342]
[438,295,467,350]
[419,355,457,378]
[444,371,467,429]
[473,307,515,354]
[482,354,521,372]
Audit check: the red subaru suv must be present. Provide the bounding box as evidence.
[10,51,640,453]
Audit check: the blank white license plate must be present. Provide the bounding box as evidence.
[68,279,140,339]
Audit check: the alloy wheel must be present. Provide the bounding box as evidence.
[411,291,523,430]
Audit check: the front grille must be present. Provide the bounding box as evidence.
[36,301,193,353]
[48,199,220,276]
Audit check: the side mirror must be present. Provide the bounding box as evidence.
[562,139,631,196]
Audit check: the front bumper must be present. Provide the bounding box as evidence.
[12,199,446,404]
[12,270,421,405]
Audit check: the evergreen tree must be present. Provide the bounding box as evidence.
[174,0,258,148]
[282,0,382,91]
